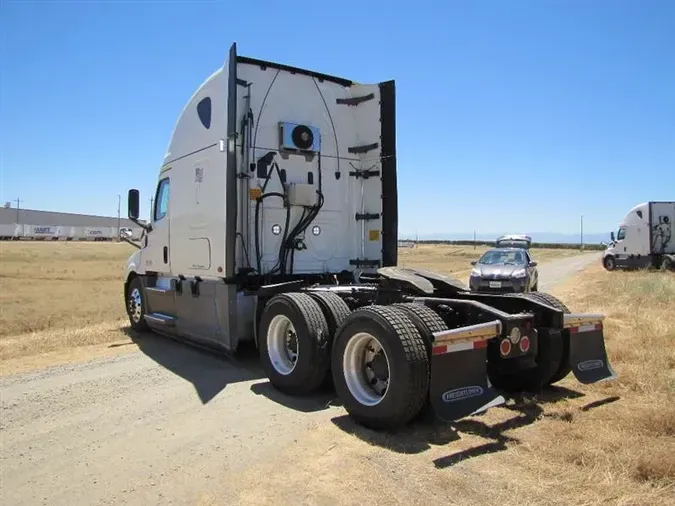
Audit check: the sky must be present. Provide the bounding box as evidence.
[1,0,673,240]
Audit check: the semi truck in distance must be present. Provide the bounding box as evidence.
[122,43,616,430]
[602,201,675,271]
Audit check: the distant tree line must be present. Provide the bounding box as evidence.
[399,239,605,251]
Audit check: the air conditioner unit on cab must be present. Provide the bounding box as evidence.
[279,122,321,153]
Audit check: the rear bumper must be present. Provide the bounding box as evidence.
[425,309,616,422]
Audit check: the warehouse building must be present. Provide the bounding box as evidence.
[0,207,145,241]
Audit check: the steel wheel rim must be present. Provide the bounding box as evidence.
[342,332,390,406]
[267,314,299,375]
[129,287,142,323]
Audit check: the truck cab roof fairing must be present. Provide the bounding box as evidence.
[162,44,361,171]
[162,68,225,168]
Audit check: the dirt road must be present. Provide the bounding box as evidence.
[1,252,600,506]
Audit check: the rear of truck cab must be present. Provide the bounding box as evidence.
[122,42,618,431]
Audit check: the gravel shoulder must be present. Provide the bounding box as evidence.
[0,252,601,506]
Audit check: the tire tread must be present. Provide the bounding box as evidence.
[307,291,351,338]
[261,292,330,394]
[528,291,572,384]
[335,305,430,429]
[393,302,448,335]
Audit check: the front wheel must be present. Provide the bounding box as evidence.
[603,255,616,271]
[332,305,430,430]
[126,276,149,332]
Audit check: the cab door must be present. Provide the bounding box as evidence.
[140,174,176,318]
[141,174,172,275]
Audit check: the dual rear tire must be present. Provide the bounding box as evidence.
[259,290,574,428]
[257,292,335,395]
[258,294,442,429]
[331,305,431,430]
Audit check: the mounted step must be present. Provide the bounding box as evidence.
[145,287,171,295]
[336,93,375,106]
[144,313,176,327]
[173,275,186,295]
[348,143,379,155]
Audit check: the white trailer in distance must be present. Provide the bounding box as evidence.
[123,43,616,430]
[603,201,675,271]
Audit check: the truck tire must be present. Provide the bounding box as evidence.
[393,302,448,351]
[258,292,331,395]
[332,305,430,430]
[307,291,351,341]
[392,302,448,420]
[126,276,149,332]
[661,256,673,271]
[487,327,564,392]
[528,292,572,385]
[603,255,616,271]
[307,291,352,387]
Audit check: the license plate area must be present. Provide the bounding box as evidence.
[489,281,502,288]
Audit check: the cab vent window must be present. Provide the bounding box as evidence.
[197,97,212,129]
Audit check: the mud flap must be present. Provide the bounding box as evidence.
[430,321,506,422]
[568,325,617,384]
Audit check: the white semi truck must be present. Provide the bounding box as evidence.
[602,201,675,271]
[123,43,616,430]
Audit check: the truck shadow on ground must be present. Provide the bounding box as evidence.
[123,326,341,413]
[331,386,620,469]
[123,327,266,404]
[249,381,337,413]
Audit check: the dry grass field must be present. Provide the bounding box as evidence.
[0,241,580,365]
[2,243,673,504]
[0,242,135,361]
[211,264,675,506]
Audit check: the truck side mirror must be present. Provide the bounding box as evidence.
[470,260,477,265]
[128,189,140,220]
[610,231,615,242]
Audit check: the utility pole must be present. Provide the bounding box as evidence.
[473,229,477,249]
[15,197,21,224]
[117,194,121,242]
[580,215,584,251]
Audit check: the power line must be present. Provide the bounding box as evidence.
[117,194,121,242]
[580,215,584,251]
